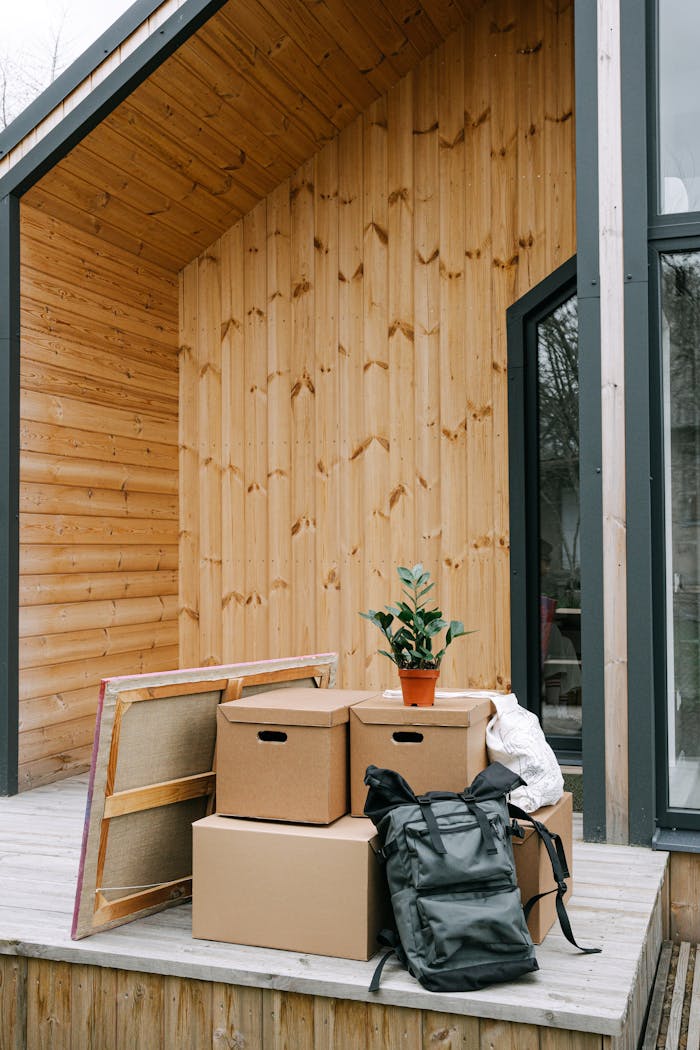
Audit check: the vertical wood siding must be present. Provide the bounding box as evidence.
[19,205,180,789]
[179,0,576,689]
[0,955,610,1050]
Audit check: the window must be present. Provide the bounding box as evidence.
[658,1,700,215]
[507,259,581,757]
[537,296,582,742]
[658,250,700,811]
[650,0,700,829]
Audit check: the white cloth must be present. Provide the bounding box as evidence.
[485,693,564,812]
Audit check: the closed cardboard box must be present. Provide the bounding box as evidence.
[349,693,493,816]
[216,688,378,824]
[192,814,391,960]
[512,791,574,944]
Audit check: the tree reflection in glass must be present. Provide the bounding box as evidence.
[661,251,700,809]
[537,296,582,740]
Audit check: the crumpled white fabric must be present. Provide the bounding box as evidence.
[485,693,564,812]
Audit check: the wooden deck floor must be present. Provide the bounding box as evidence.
[0,775,669,1049]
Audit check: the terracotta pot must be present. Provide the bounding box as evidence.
[398,668,439,707]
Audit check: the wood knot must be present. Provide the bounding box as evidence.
[291,371,316,399]
[388,187,410,205]
[293,279,311,298]
[389,484,407,509]
[367,221,388,245]
[439,127,465,150]
[518,40,542,55]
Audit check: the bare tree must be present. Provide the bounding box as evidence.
[0,11,71,131]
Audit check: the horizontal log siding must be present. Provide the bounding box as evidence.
[178,0,576,689]
[19,205,180,790]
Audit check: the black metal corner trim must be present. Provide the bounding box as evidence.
[0,0,165,161]
[0,194,20,796]
[621,0,655,847]
[0,0,229,199]
[574,0,606,844]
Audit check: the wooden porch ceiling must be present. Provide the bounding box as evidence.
[22,0,477,272]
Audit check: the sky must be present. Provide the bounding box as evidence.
[2,0,138,63]
[1,0,138,127]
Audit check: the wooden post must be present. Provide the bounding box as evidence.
[598,0,629,844]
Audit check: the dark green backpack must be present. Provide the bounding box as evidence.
[364,762,599,993]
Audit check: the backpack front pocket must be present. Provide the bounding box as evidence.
[406,820,514,891]
[416,886,531,968]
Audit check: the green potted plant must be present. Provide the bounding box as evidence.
[360,564,470,706]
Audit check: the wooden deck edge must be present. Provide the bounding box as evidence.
[0,952,629,1050]
[0,936,627,1037]
[609,864,669,1050]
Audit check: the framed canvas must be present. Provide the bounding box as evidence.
[72,653,337,938]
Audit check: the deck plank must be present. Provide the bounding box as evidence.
[0,776,668,1039]
[667,942,691,1050]
[686,946,700,1050]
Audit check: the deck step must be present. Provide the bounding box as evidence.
[643,941,700,1050]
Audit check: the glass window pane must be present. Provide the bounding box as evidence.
[661,251,700,809]
[659,0,700,214]
[537,296,581,742]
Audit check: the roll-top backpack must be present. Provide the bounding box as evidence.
[364,762,599,993]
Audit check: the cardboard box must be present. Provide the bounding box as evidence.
[192,814,391,959]
[512,791,574,944]
[216,688,378,824]
[349,692,493,815]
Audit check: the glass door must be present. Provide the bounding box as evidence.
[536,295,582,746]
[659,250,700,814]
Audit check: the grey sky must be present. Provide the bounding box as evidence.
[0,0,138,127]
[2,0,137,65]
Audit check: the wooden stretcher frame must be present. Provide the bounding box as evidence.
[72,653,337,939]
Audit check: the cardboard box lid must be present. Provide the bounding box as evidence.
[218,688,379,727]
[194,813,379,843]
[350,692,493,727]
[512,792,573,845]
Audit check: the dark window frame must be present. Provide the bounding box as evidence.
[648,0,700,831]
[507,256,579,761]
[649,0,700,233]
[650,237,700,831]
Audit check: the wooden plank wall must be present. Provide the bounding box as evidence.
[0,955,608,1050]
[18,205,180,790]
[179,0,576,690]
[669,852,700,943]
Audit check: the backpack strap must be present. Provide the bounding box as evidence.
[462,798,498,855]
[368,929,408,992]
[508,802,601,956]
[417,798,447,854]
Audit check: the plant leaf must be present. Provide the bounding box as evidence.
[446,620,466,645]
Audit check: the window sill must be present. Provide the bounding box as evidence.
[652,827,700,853]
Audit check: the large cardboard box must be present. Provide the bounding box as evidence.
[192,814,391,959]
[216,688,378,824]
[349,693,493,815]
[512,791,574,944]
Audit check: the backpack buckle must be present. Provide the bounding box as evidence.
[510,820,525,839]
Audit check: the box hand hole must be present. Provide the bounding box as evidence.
[258,730,288,743]
[392,731,424,744]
